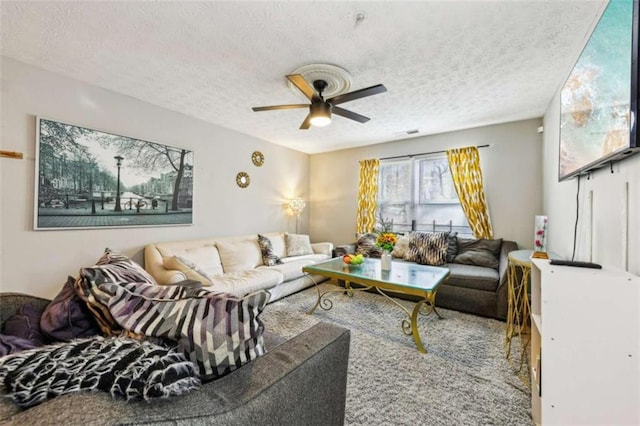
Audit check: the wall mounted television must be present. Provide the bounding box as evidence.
[559,0,640,181]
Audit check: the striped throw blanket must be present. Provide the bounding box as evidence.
[100,282,269,381]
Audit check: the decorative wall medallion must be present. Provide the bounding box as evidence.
[252,151,264,167]
[236,172,250,188]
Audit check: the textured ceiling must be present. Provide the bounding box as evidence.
[0,1,605,154]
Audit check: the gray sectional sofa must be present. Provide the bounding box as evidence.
[0,293,351,425]
[336,237,518,320]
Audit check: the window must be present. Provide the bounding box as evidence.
[377,154,472,236]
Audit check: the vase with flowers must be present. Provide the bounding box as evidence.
[376,232,398,271]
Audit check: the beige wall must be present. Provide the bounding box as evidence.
[309,119,543,248]
[0,58,310,298]
[543,90,640,274]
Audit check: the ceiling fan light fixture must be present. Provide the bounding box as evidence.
[310,102,332,127]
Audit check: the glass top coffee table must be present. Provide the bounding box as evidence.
[303,257,450,353]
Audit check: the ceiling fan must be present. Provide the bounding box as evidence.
[252,74,387,129]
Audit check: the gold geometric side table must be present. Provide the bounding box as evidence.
[504,249,533,380]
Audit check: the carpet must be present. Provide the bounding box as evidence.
[261,282,532,426]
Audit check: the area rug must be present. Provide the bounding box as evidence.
[261,282,532,426]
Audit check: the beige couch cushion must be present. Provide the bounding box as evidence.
[217,240,263,273]
[258,259,314,281]
[209,268,282,296]
[280,253,330,264]
[155,244,223,277]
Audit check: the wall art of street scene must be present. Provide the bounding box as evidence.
[35,118,193,230]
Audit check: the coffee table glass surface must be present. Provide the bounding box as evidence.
[303,257,448,294]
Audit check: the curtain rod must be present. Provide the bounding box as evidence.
[379,144,490,161]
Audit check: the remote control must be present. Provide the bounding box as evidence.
[549,259,602,269]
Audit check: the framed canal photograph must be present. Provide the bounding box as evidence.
[34,117,194,230]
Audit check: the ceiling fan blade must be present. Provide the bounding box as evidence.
[328,84,387,105]
[332,106,370,123]
[300,113,312,130]
[287,74,318,101]
[252,104,308,112]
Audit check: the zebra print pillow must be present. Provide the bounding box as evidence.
[257,234,283,266]
[405,232,449,266]
[102,282,269,381]
[0,336,200,408]
[75,249,157,336]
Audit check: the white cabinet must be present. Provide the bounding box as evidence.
[530,259,640,425]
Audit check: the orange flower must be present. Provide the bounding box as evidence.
[376,232,398,252]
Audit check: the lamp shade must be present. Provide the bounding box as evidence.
[288,198,306,216]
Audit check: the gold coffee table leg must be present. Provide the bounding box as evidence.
[410,300,428,354]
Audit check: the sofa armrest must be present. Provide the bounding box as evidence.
[496,240,519,319]
[311,242,334,256]
[3,322,351,426]
[334,243,356,257]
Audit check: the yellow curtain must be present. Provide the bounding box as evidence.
[356,159,379,234]
[446,147,494,239]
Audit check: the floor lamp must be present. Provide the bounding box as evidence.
[288,198,306,234]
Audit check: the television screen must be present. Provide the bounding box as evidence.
[559,0,640,181]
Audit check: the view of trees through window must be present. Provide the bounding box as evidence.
[377,155,472,236]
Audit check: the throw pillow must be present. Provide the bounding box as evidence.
[284,233,313,257]
[355,233,383,258]
[39,275,101,342]
[102,281,270,381]
[75,249,158,336]
[446,232,459,263]
[163,256,214,285]
[216,240,264,273]
[3,303,48,347]
[257,234,283,266]
[391,234,410,258]
[0,336,201,408]
[405,232,449,266]
[453,238,503,269]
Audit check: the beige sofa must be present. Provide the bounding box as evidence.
[144,232,333,302]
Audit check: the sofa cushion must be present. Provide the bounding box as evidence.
[391,234,410,258]
[40,275,102,342]
[257,234,283,266]
[279,253,331,264]
[163,256,213,286]
[217,240,264,273]
[445,263,500,292]
[156,244,224,277]
[104,282,270,381]
[0,336,200,408]
[285,234,314,257]
[208,268,283,296]
[258,260,311,282]
[405,232,448,266]
[454,238,503,269]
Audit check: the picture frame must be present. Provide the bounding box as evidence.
[34,117,194,230]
